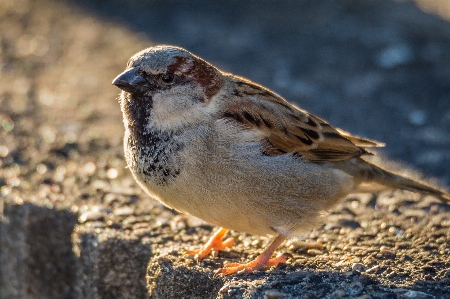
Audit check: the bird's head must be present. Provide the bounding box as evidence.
[113,45,225,131]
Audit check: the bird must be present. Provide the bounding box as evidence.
[112,45,450,276]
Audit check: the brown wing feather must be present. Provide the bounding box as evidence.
[335,128,385,147]
[222,79,376,162]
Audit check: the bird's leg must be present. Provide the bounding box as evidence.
[214,234,290,277]
[185,227,235,261]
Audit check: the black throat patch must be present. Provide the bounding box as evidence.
[121,93,181,186]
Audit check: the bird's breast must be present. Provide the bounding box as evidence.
[123,124,182,188]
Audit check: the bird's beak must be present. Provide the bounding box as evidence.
[112,67,150,94]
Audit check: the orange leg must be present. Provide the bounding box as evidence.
[185,227,235,261]
[214,234,290,277]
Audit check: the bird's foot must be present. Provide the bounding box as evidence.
[214,234,290,276]
[214,252,292,277]
[185,227,235,261]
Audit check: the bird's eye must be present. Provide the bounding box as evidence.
[161,72,174,83]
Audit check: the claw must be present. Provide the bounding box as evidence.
[214,234,289,276]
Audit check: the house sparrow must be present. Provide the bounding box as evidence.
[112,45,450,276]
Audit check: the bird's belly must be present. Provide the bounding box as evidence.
[136,158,355,237]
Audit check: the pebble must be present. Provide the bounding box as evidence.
[366,265,380,274]
[380,246,396,259]
[122,216,137,226]
[133,227,152,237]
[401,255,413,262]
[352,263,366,272]
[84,221,106,228]
[400,290,434,299]
[287,241,324,251]
[395,242,411,250]
[170,214,188,231]
[307,249,323,255]
[386,271,397,279]
[104,193,118,205]
[79,207,107,223]
[343,271,354,277]
[219,283,229,293]
[264,290,288,299]
[114,206,135,216]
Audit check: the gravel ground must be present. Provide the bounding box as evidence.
[1,0,450,298]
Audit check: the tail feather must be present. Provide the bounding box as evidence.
[338,158,450,203]
[383,174,450,203]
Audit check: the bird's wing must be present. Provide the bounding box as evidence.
[221,79,383,162]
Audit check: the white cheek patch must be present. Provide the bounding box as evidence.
[148,87,210,131]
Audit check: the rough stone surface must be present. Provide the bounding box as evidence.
[73,227,152,299]
[147,256,224,299]
[1,0,450,298]
[0,202,78,299]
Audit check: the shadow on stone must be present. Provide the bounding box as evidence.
[0,202,78,299]
[73,226,153,299]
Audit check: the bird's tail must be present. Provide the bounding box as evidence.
[337,158,450,203]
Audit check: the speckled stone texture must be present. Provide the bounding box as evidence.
[73,226,152,299]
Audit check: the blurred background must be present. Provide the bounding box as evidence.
[1,0,450,203]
